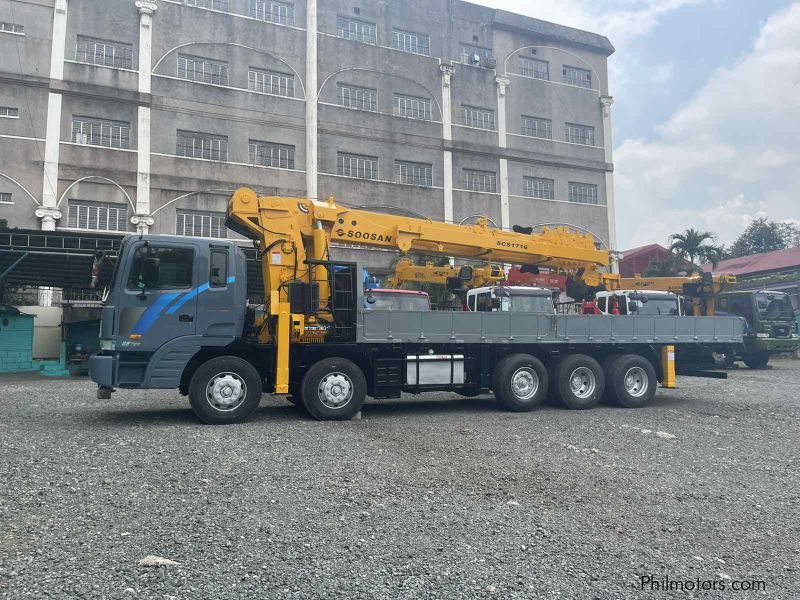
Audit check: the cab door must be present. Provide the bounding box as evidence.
[115,240,198,352]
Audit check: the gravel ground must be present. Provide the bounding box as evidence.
[1,360,799,599]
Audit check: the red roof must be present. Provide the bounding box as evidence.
[703,246,800,276]
[620,243,666,259]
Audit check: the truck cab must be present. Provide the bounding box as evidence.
[466,286,556,314]
[595,290,682,316]
[716,290,799,368]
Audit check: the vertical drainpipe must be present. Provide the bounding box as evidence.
[600,95,619,273]
[37,0,69,232]
[440,64,454,225]
[305,0,318,200]
[495,76,510,233]
[133,0,158,235]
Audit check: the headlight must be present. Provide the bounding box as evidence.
[756,333,769,338]
[100,339,115,351]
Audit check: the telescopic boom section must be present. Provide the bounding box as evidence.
[227,188,614,300]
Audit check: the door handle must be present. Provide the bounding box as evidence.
[179,314,194,322]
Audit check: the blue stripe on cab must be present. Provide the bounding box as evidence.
[131,292,181,334]
[166,283,209,315]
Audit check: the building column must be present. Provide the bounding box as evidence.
[600,95,619,273]
[496,76,510,231]
[134,0,157,233]
[305,0,318,199]
[440,64,454,224]
[40,0,69,231]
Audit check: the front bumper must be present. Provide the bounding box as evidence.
[745,336,800,354]
[89,353,117,388]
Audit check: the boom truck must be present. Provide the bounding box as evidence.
[89,189,744,424]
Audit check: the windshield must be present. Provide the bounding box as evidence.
[755,293,794,319]
[507,294,554,313]
[633,298,680,316]
[368,292,430,311]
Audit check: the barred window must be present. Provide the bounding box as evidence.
[520,57,548,80]
[71,116,131,149]
[462,169,497,193]
[337,152,378,180]
[565,122,595,145]
[0,106,19,118]
[248,69,295,97]
[337,84,377,112]
[0,22,24,34]
[392,29,430,56]
[394,160,432,187]
[76,36,133,69]
[176,130,228,161]
[337,16,377,45]
[562,65,592,88]
[184,0,228,10]
[461,105,495,130]
[460,44,492,65]
[250,0,294,25]
[0,193,13,204]
[176,210,227,238]
[394,94,431,121]
[177,54,229,86]
[521,116,552,139]
[523,177,554,200]
[68,201,128,232]
[248,140,295,169]
[568,182,598,204]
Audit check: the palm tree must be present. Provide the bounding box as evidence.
[668,228,722,267]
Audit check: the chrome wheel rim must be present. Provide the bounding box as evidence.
[318,372,353,409]
[569,367,596,399]
[511,367,539,400]
[206,372,247,411]
[623,366,648,398]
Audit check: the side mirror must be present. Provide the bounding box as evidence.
[458,265,474,281]
[141,257,160,287]
[629,292,649,303]
[491,297,502,309]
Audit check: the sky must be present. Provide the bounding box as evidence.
[473,0,800,250]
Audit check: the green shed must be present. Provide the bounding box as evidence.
[0,306,36,374]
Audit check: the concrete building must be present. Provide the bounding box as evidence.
[0,0,617,271]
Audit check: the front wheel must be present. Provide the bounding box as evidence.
[492,354,548,411]
[301,357,367,420]
[188,356,263,424]
[743,351,769,369]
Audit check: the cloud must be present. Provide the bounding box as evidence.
[615,2,800,249]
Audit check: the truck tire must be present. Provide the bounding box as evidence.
[491,353,548,412]
[301,357,367,421]
[603,354,657,408]
[552,354,604,410]
[188,356,263,424]
[743,352,769,369]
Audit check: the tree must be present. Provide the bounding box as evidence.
[0,218,7,229]
[726,218,800,258]
[668,228,723,266]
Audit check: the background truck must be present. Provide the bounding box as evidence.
[715,290,799,368]
[89,190,744,424]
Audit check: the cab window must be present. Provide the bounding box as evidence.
[597,296,607,312]
[476,293,491,312]
[209,250,228,287]
[127,246,194,290]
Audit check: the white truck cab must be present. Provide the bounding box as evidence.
[466,286,556,314]
[595,290,683,316]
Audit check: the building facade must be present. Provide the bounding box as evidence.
[0,0,617,271]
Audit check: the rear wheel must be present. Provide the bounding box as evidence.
[552,354,604,410]
[604,354,657,408]
[743,351,769,369]
[301,357,367,421]
[188,356,263,424]
[491,354,548,412]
